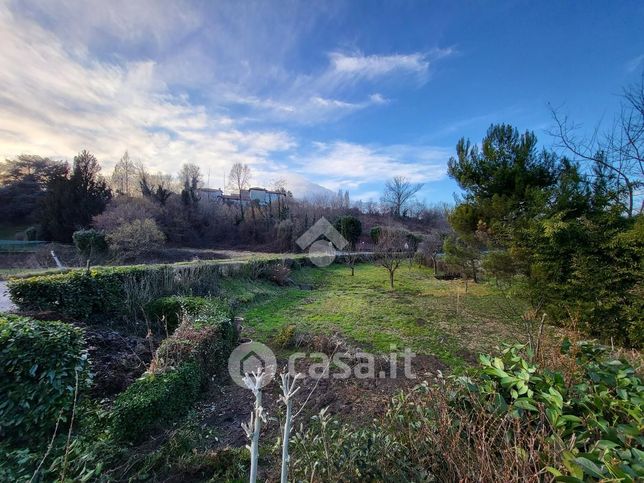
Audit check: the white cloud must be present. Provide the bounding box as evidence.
[329,52,429,78]
[295,141,449,190]
[0,4,293,176]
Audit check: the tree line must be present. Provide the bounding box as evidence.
[0,151,448,258]
[443,76,643,347]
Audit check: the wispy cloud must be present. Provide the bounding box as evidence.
[0,1,454,197]
[0,4,293,175]
[295,141,449,190]
[626,53,644,73]
[329,51,430,78]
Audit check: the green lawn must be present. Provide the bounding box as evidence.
[242,263,529,370]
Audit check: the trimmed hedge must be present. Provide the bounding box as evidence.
[0,315,91,446]
[110,302,237,442]
[7,263,222,320]
[7,257,307,321]
[110,362,202,442]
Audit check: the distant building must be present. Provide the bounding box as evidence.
[197,188,223,202]
[248,187,286,205]
[196,186,286,207]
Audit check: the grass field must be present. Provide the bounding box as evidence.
[242,263,530,370]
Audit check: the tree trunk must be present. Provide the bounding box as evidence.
[389,270,394,288]
[351,266,355,276]
[471,260,478,283]
[432,256,437,275]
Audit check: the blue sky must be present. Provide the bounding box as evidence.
[1,0,643,203]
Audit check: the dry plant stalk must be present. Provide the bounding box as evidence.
[241,369,267,483]
[278,371,302,483]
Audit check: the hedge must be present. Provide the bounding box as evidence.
[0,315,91,446]
[109,362,202,442]
[7,257,306,322]
[7,262,222,321]
[110,302,237,442]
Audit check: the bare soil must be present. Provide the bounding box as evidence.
[83,325,159,399]
[200,352,447,449]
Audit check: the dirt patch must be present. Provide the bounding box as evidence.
[200,351,447,449]
[82,326,159,399]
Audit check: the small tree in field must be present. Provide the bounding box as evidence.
[418,232,444,274]
[335,216,362,275]
[443,234,482,283]
[375,228,406,288]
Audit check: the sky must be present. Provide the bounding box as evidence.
[1,0,643,203]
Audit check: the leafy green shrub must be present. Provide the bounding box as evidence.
[458,342,643,481]
[72,229,108,259]
[369,226,381,244]
[334,216,362,246]
[110,362,201,442]
[292,340,643,482]
[0,315,91,446]
[8,266,159,319]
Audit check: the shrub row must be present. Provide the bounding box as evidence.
[8,257,306,321]
[7,262,224,320]
[0,315,91,446]
[110,299,237,442]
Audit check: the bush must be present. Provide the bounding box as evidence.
[292,340,643,482]
[8,265,164,320]
[110,362,201,442]
[155,306,236,377]
[369,226,381,244]
[334,216,362,246]
[111,302,236,442]
[0,315,91,446]
[73,229,108,260]
[107,218,165,258]
[265,263,291,286]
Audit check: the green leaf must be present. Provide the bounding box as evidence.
[574,457,605,479]
[513,398,538,411]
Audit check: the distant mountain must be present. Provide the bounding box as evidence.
[279,173,335,200]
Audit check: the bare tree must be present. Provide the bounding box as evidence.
[374,228,406,288]
[381,176,424,218]
[110,151,140,196]
[179,163,202,191]
[418,232,444,274]
[228,163,251,219]
[550,74,644,216]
